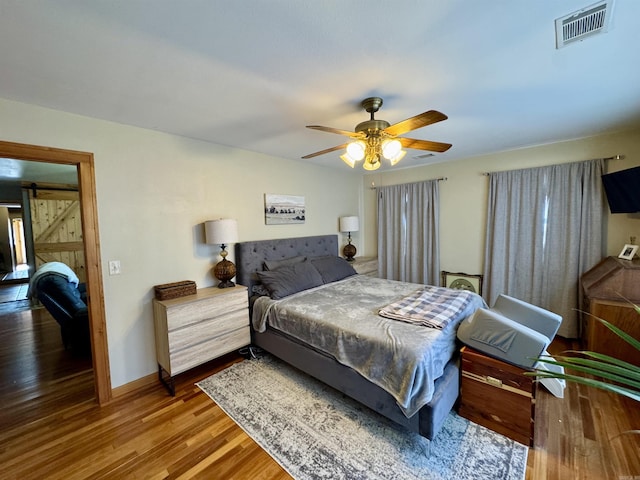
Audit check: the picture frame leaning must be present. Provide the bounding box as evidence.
[618,244,638,260]
[441,271,483,296]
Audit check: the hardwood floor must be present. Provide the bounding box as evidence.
[0,281,29,303]
[528,339,640,479]
[0,303,637,479]
[0,300,94,432]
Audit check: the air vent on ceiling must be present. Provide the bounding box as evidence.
[555,0,613,49]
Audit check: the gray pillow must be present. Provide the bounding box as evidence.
[263,255,307,271]
[251,284,270,297]
[256,262,324,299]
[310,255,356,283]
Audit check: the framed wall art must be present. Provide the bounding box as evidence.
[441,271,483,296]
[264,194,305,225]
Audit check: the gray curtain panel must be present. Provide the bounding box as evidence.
[483,159,605,338]
[377,180,440,285]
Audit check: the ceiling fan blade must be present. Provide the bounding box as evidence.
[384,110,448,136]
[306,125,364,138]
[302,143,349,159]
[398,137,452,153]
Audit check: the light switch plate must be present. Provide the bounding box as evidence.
[109,260,121,275]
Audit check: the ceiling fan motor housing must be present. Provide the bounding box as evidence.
[361,97,384,113]
[355,119,390,134]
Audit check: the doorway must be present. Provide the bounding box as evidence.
[11,217,26,266]
[0,140,111,404]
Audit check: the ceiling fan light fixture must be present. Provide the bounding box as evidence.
[363,158,381,171]
[362,149,381,171]
[346,140,366,161]
[388,149,406,166]
[340,152,357,168]
[381,139,402,160]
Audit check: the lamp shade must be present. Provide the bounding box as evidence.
[339,216,359,233]
[205,218,239,245]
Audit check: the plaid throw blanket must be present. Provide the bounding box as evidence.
[378,286,475,329]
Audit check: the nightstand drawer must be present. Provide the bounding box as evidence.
[164,291,248,330]
[170,325,251,375]
[168,309,249,352]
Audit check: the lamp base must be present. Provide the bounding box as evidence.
[214,258,237,289]
[343,243,357,262]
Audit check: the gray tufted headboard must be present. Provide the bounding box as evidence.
[235,234,338,295]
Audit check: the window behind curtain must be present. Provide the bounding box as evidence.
[483,159,605,338]
[377,180,440,285]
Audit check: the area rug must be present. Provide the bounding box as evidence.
[197,355,528,480]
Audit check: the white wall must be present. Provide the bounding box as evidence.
[0,98,362,388]
[363,128,640,281]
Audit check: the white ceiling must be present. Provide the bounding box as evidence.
[1,0,640,176]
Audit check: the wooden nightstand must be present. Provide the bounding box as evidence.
[458,346,536,446]
[153,285,250,395]
[351,256,378,277]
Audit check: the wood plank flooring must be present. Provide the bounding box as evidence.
[0,303,638,479]
[0,282,29,303]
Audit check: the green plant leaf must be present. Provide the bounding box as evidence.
[562,350,639,372]
[530,371,640,402]
[535,355,640,385]
[596,316,640,351]
[530,361,640,391]
[614,294,640,317]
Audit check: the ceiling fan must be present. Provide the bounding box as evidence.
[302,97,452,171]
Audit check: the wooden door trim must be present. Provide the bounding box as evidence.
[0,140,112,404]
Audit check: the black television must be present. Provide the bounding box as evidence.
[601,166,640,213]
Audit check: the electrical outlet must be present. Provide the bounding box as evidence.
[109,260,121,275]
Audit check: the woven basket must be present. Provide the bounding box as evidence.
[154,280,197,300]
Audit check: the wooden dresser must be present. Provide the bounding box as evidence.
[581,256,640,366]
[153,285,250,394]
[458,346,536,446]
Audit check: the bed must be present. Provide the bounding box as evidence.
[235,234,484,440]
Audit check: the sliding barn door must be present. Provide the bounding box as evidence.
[29,188,85,283]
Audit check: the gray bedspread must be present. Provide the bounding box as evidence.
[252,275,485,417]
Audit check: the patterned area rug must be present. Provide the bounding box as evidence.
[197,355,528,480]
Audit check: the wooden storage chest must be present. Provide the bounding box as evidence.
[458,346,536,446]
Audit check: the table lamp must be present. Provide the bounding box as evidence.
[339,216,359,262]
[205,218,239,288]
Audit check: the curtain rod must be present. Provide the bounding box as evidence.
[370,177,447,189]
[480,154,625,176]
